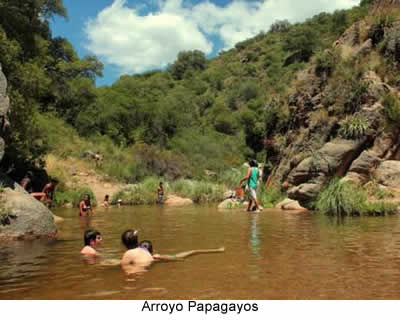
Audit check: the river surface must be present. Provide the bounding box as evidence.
[1,205,400,299]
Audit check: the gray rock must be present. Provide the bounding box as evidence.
[374,160,400,188]
[348,150,381,176]
[275,198,309,212]
[223,190,235,199]
[0,188,57,240]
[288,183,322,202]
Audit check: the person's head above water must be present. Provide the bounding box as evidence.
[84,229,102,246]
[249,159,258,168]
[139,240,153,254]
[121,229,139,249]
[104,194,109,201]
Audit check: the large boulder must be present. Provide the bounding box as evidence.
[373,160,400,188]
[343,150,382,184]
[287,139,366,203]
[275,198,309,212]
[164,195,193,207]
[0,188,58,240]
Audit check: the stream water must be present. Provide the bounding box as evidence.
[1,205,400,299]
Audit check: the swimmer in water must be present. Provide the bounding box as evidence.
[80,229,102,256]
[120,229,153,274]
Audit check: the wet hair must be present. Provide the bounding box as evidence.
[121,229,139,249]
[51,178,59,184]
[83,194,91,206]
[159,182,163,185]
[104,195,109,201]
[140,240,153,254]
[249,159,258,168]
[84,229,101,246]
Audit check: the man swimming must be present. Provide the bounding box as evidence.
[80,229,102,256]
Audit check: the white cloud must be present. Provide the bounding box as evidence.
[85,0,360,74]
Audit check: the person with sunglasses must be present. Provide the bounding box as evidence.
[80,229,102,256]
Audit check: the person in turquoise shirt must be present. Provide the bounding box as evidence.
[240,159,262,213]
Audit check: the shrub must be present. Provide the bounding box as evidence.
[338,116,369,139]
[382,92,400,123]
[368,14,395,46]
[113,178,227,205]
[54,185,97,207]
[315,49,341,77]
[269,20,291,33]
[343,81,369,114]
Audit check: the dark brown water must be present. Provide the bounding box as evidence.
[1,205,400,299]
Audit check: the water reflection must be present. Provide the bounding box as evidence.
[248,214,262,280]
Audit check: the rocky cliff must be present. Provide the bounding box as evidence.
[268,3,400,207]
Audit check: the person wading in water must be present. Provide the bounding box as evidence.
[240,159,262,213]
[79,194,95,217]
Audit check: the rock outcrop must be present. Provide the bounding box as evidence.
[164,195,193,206]
[265,6,400,208]
[0,63,10,162]
[0,188,58,240]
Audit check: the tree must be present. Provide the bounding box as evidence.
[283,25,319,62]
[169,50,207,80]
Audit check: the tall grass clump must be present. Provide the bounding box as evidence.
[362,201,398,216]
[338,116,369,139]
[258,184,287,208]
[111,177,160,205]
[170,179,226,203]
[113,177,228,205]
[315,179,366,216]
[316,179,398,216]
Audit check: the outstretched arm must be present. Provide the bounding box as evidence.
[153,247,225,261]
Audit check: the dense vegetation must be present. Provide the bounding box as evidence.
[5,0,400,214]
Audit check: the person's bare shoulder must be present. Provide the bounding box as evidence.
[122,248,153,266]
[81,246,98,256]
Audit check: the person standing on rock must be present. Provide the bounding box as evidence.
[240,159,262,213]
[79,194,95,217]
[31,179,58,207]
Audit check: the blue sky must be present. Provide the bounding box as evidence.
[50,0,360,86]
